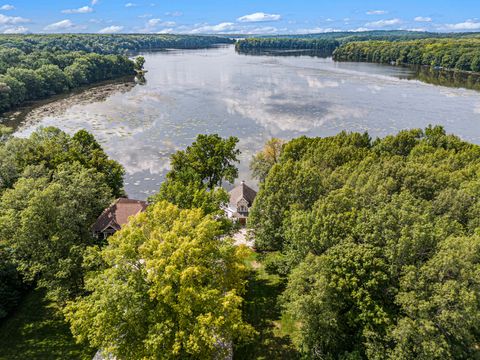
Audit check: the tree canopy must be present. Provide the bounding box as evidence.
[250,138,285,183]
[249,126,480,359]
[333,38,480,72]
[151,134,240,216]
[0,127,123,311]
[65,201,254,360]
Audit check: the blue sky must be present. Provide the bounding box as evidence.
[1,0,480,34]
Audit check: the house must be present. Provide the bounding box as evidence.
[224,181,257,225]
[92,198,148,239]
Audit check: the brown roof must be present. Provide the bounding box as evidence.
[229,181,257,207]
[92,198,147,233]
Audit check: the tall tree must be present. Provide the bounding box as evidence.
[250,138,285,182]
[0,163,113,303]
[65,201,254,359]
[168,134,240,189]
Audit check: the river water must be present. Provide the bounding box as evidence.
[8,45,480,199]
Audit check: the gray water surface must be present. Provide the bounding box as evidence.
[12,45,480,199]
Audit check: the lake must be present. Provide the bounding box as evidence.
[8,45,480,199]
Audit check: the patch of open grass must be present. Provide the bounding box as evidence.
[0,289,94,360]
[234,250,300,359]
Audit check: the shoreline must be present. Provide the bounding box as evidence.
[1,76,136,131]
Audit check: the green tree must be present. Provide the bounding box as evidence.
[134,56,146,71]
[0,127,125,197]
[6,67,45,100]
[168,134,240,189]
[389,235,480,359]
[250,127,480,358]
[0,124,12,143]
[250,138,285,182]
[65,201,254,360]
[283,244,393,359]
[0,246,24,319]
[0,163,113,303]
[36,64,69,95]
[151,180,229,215]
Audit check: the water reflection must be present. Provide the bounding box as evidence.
[411,66,480,92]
[236,48,332,58]
[7,45,480,199]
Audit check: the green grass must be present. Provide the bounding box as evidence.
[234,251,300,359]
[0,289,94,360]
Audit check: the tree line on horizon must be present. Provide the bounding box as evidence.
[333,38,480,72]
[235,33,480,74]
[0,34,234,55]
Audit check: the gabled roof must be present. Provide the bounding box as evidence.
[229,181,257,206]
[92,198,147,233]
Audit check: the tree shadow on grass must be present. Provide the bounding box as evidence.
[0,289,94,360]
[234,266,300,360]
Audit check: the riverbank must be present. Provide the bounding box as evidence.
[1,77,136,131]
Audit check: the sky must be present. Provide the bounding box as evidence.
[0,0,480,35]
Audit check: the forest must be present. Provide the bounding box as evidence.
[235,30,480,55]
[0,34,234,55]
[235,38,340,55]
[1,126,480,359]
[333,38,480,72]
[236,32,480,73]
[258,30,480,41]
[249,126,480,359]
[0,49,135,113]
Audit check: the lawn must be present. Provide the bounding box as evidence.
[0,289,94,360]
[234,250,300,360]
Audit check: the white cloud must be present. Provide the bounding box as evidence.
[240,26,279,34]
[414,16,432,22]
[296,27,341,34]
[62,6,94,14]
[157,28,174,34]
[140,18,176,32]
[366,10,388,15]
[125,3,137,7]
[165,11,182,17]
[353,27,370,32]
[44,19,75,31]
[98,25,124,33]
[147,19,176,27]
[0,4,14,11]
[189,22,236,34]
[3,26,28,33]
[147,18,161,27]
[445,20,480,30]
[365,18,402,27]
[0,14,30,24]
[91,0,99,4]
[237,12,281,23]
